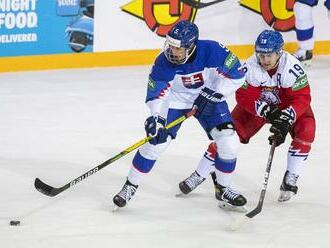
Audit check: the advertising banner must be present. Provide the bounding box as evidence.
[1,0,329,71]
[0,0,94,56]
[95,0,330,52]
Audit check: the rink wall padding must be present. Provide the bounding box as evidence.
[0,50,160,73]
[0,41,329,73]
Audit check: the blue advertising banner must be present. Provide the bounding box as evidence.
[0,0,94,56]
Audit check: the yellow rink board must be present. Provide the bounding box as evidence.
[0,40,329,73]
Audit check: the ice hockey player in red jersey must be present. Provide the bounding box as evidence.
[178,30,316,204]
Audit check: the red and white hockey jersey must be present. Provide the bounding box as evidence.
[236,51,311,123]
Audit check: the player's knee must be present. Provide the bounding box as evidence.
[210,122,236,140]
[295,123,315,144]
[293,135,313,148]
[139,138,171,160]
[300,127,315,143]
[216,134,239,160]
[291,138,312,155]
[210,122,235,138]
[294,1,314,28]
[207,142,217,156]
[210,123,239,160]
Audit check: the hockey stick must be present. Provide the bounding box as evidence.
[245,140,277,218]
[230,140,277,230]
[181,0,227,9]
[35,109,196,197]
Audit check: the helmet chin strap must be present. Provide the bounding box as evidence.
[272,51,283,69]
[179,45,196,64]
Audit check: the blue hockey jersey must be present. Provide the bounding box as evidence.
[146,40,245,117]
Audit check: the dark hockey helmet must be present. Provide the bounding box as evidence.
[164,20,199,64]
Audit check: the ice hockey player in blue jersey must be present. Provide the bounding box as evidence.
[112,20,247,211]
[293,0,330,64]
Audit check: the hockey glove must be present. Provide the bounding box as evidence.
[268,111,294,146]
[145,116,168,145]
[260,104,282,123]
[194,88,223,118]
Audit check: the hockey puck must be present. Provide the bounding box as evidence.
[9,220,21,226]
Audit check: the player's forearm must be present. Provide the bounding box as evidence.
[146,98,170,119]
[215,77,245,97]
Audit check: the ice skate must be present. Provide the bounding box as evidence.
[278,170,298,202]
[177,171,205,197]
[293,49,313,67]
[215,184,247,212]
[113,179,138,210]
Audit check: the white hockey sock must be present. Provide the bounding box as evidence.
[287,151,308,177]
[215,169,232,187]
[298,39,314,51]
[127,165,145,186]
[294,2,314,50]
[294,2,313,30]
[196,156,215,178]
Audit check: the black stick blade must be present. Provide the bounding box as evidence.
[34,178,61,197]
[245,205,262,218]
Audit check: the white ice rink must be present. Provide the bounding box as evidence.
[0,57,329,248]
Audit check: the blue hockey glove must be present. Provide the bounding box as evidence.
[194,88,223,118]
[144,116,168,145]
[268,111,294,146]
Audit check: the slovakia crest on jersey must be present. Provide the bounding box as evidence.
[181,73,204,89]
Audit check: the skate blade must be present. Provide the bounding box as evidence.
[175,188,191,197]
[175,193,184,197]
[218,201,247,213]
[278,191,295,202]
[175,191,189,197]
[112,205,120,212]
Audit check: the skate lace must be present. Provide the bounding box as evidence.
[118,184,137,201]
[185,172,204,190]
[285,172,298,187]
[222,187,240,200]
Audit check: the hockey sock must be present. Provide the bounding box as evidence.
[294,2,314,50]
[127,150,156,185]
[215,169,232,188]
[196,156,215,178]
[287,139,311,176]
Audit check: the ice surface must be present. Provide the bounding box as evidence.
[0,57,329,248]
